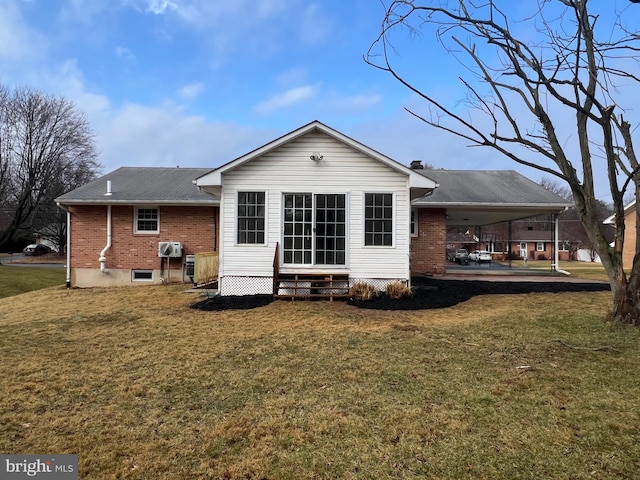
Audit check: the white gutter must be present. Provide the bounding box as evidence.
[99,205,112,273]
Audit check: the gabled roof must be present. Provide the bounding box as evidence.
[603,200,635,225]
[412,169,572,226]
[195,120,438,194]
[56,167,219,206]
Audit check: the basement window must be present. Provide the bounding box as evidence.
[132,270,153,281]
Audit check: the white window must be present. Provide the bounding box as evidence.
[559,241,570,251]
[132,270,153,281]
[364,193,393,246]
[410,208,418,237]
[536,242,545,251]
[135,207,159,233]
[237,191,266,244]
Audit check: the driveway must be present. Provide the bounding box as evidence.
[443,260,604,283]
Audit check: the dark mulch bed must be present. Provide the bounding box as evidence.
[191,294,273,311]
[191,278,611,311]
[348,277,611,310]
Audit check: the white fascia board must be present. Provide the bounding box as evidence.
[603,199,635,225]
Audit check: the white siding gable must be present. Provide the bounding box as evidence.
[219,130,412,290]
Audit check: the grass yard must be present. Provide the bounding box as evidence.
[0,283,639,479]
[0,265,66,299]
[519,260,610,282]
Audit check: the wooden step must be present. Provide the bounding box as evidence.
[274,273,349,301]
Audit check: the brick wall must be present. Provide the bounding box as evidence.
[410,208,447,275]
[69,205,218,271]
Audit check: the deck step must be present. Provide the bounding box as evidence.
[274,273,349,301]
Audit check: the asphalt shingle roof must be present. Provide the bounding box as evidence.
[56,167,218,205]
[414,169,570,207]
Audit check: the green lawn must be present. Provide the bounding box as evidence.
[502,259,611,282]
[0,283,638,479]
[0,265,66,299]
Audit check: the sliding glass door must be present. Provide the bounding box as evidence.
[283,193,346,266]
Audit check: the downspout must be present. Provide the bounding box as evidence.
[66,209,71,287]
[56,202,72,288]
[100,204,112,274]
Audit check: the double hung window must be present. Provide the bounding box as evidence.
[237,192,266,244]
[135,207,159,233]
[364,193,393,246]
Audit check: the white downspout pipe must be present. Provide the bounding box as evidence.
[66,209,71,287]
[56,202,72,288]
[99,205,112,273]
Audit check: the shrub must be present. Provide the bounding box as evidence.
[385,281,413,299]
[349,281,378,301]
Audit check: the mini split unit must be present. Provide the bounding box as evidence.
[158,241,183,258]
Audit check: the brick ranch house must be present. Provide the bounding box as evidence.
[56,121,571,296]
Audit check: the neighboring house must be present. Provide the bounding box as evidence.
[56,121,571,295]
[604,200,636,268]
[509,229,567,261]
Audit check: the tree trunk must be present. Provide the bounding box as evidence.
[610,274,640,325]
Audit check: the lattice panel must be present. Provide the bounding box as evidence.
[220,276,273,296]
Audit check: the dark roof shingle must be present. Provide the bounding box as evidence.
[56,167,218,205]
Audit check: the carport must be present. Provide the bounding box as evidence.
[412,169,573,272]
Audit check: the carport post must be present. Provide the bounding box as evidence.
[508,221,512,268]
[553,213,559,272]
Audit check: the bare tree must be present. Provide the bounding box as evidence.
[366,0,640,324]
[540,177,573,202]
[0,85,99,252]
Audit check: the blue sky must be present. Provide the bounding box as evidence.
[1,0,637,201]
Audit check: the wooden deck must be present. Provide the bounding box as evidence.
[273,273,350,301]
[272,243,349,300]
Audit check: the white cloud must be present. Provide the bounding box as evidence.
[298,3,333,46]
[329,94,381,113]
[115,46,136,61]
[145,0,179,15]
[176,82,205,100]
[0,1,47,62]
[254,85,318,115]
[98,103,277,171]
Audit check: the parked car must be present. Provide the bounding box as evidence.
[453,248,469,264]
[23,244,50,256]
[469,250,492,263]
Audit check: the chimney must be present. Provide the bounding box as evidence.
[410,160,423,169]
[105,180,112,196]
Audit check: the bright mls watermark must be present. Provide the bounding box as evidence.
[1,455,77,479]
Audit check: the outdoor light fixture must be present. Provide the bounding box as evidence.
[310,152,323,161]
